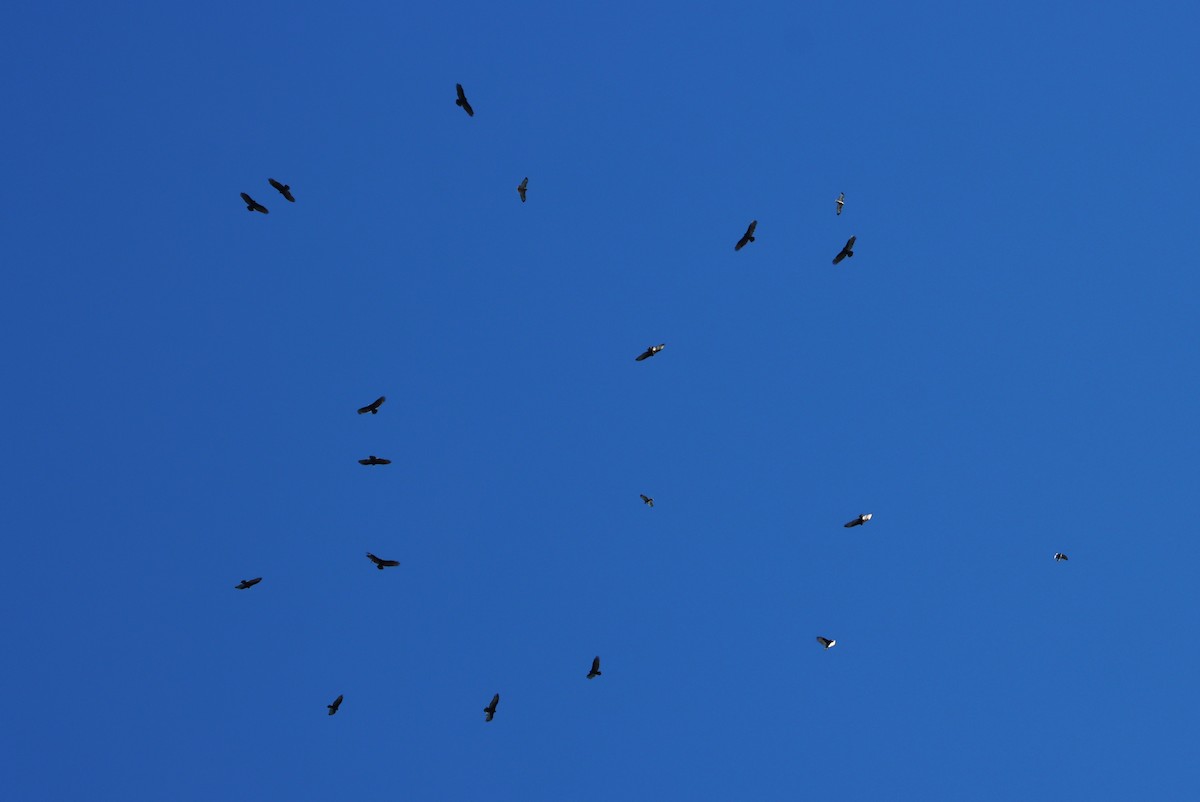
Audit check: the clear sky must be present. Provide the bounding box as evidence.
[3,1,1199,799]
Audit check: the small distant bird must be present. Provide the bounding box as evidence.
[268,178,295,202]
[517,177,528,203]
[832,235,857,265]
[836,192,845,215]
[455,83,474,117]
[484,693,499,722]
[357,396,386,415]
[816,636,837,649]
[327,694,343,716]
[358,455,391,465]
[366,552,400,570]
[734,220,758,251]
[587,656,602,679]
[843,513,873,528]
[234,577,262,590]
[640,494,654,508]
[1054,553,1069,562]
[635,344,665,361]
[240,192,268,214]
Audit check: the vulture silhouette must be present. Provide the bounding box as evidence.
[484,693,499,722]
[635,344,665,361]
[268,178,295,202]
[517,177,528,202]
[587,656,602,679]
[1054,553,1069,562]
[240,193,268,214]
[836,192,845,215]
[734,220,758,251]
[455,83,474,117]
[327,694,343,715]
[234,577,262,590]
[357,396,386,415]
[358,455,391,465]
[844,513,873,528]
[366,552,400,570]
[816,637,837,649]
[640,494,654,508]
[832,235,857,265]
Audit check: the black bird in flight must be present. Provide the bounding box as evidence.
[832,235,857,265]
[1054,552,1069,562]
[484,693,499,722]
[640,494,654,508]
[843,513,873,528]
[455,83,474,117]
[517,177,528,202]
[816,636,837,649]
[357,396,386,415]
[635,344,665,361]
[587,656,602,679]
[366,552,400,570]
[240,193,268,214]
[268,178,294,202]
[734,220,758,251]
[234,577,262,590]
[359,455,391,465]
[327,694,343,716]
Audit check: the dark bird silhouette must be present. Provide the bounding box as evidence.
[234,577,262,590]
[358,455,391,465]
[484,693,499,722]
[816,636,837,649]
[587,656,602,679]
[832,235,857,265]
[1054,552,1069,562]
[240,192,268,214]
[357,396,386,415]
[268,178,294,202]
[836,193,845,215]
[734,220,758,251]
[327,694,343,715]
[635,344,665,361]
[455,83,474,117]
[366,552,400,570]
[517,177,528,202]
[640,494,654,508]
[843,513,872,528]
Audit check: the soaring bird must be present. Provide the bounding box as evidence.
[366,552,400,570]
[268,178,295,202]
[635,344,665,361]
[640,494,654,508]
[587,656,602,679]
[843,513,872,528]
[836,192,845,215]
[816,636,837,649]
[484,693,499,722]
[734,220,758,251]
[357,396,386,415]
[455,83,474,117]
[517,177,528,202]
[1054,552,1069,562]
[832,235,857,265]
[240,193,268,214]
[234,577,262,590]
[327,694,343,715]
[358,455,391,465]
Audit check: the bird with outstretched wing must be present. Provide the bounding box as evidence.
[327,694,343,715]
[358,455,391,465]
[832,235,857,265]
[357,396,386,415]
[843,513,872,528]
[735,220,757,251]
[635,344,665,361]
[816,637,836,649]
[366,552,400,570]
[240,193,268,214]
[587,656,602,679]
[640,494,654,508]
[268,178,294,202]
[456,83,474,117]
[235,577,262,590]
[517,177,528,202]
[484,693,499,721]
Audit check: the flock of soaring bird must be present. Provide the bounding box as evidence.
[232,83,1071,722]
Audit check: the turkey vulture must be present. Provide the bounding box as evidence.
[366,552,400,570]
[358,455,391,465]
[1054,552,1069,562]
[843,513,872,528]
[734,220,758,251]
[327,694,343,715]
[484,693,499,722]
[640,494,654,508]
[635,344,665,361]
[816,636,837,649]
[240,192,268,214]
[455,83,474,117]
[832,235,857,265]
[234,577,262,590]
[587,656,602,679]
[268,178,295,202]
[517,177,528,202]
[836,192,845,215]
[357,396,386,415]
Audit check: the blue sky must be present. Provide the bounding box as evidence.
[3,1,1199,799]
